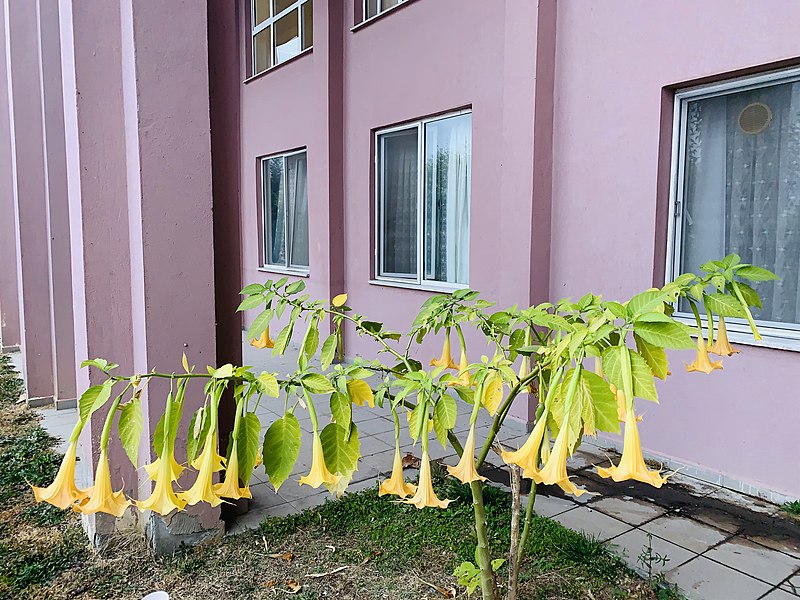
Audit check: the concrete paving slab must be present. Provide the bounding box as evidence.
[764,588,800,599]
[664,556,772,600]
[704,537,800,585]
[605,528,696,577]
[592,496,667,526]
[778,570,800,595]
[532,493,578,518]
[641,514,729,554]
[552,505,633,542]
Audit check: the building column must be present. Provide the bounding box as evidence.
[4,0,56,405]
[60,0,222,551]
[0,0,21,354]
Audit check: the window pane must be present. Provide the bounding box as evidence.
[274,0,296,13]
[287,153,309,268]
[274,9,300,64]
[264,157,286,266]
[382,0,401,11]
[424,114,471,284]
[301,1,313,50]
[253,27,271,74]
[365,0,379,19]
[380,129,419,278]
[678,79,800,324]
[254,0,270,26]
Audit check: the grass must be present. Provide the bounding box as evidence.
[782,500,800,518]
[0,352,679,599]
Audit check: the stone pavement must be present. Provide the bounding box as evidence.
[27,343,800,600]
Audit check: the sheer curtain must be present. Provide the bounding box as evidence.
[681,81,800,324]
[266,157,286,266]
[381,130,418,277]
[287,153,309,267]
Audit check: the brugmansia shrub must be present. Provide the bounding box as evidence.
[31,255,775,600]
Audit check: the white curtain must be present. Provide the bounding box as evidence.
[287,153,309,268]
[381,130,418,277]
[681,81,800,324]
[266,157,286,266]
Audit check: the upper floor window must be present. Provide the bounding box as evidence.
[668,68,800,343]
[262,150,309,272]
[252,0,313,76]
[363,0,407,21]
[375,111,472,288]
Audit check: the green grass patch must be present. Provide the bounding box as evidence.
[783,500,800,517]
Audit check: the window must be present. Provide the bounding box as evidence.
[251,0,313,76]
[668,67,800,341]
[376,112,471,288]
[261,150,309,271]
[363,0,405,20]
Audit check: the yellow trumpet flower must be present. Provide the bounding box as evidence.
[709,317,740,357]
[597,410,669,488]
[447,425,486,484]
[299,433,340,489]
[143,454,184,482]
[32,441,89,510]
[251,327,275,350]
[379,447,417,498]
[180,433,226,507]
[685,336,723,374]
[214,444,252,500]
[532,423,588,498]
[138,448,188,515]
[447,350,471,387]
[501,411,548,479]
[78,450,130,518]
[403,451,452,509]
[430,331,458,369]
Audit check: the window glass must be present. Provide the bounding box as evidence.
[365,0,379,19]
[380,129,419,278]
[287,153,310,268]
[424,114,471,284]
[274,9,301,64]
[265,157,286,266]
[301,1,313,50]
[251,1,311,75]
[262,152,309,271]
[253,27,271,75]
[677,78,800,325]
[274,0,295,13]
[254,0,270,25]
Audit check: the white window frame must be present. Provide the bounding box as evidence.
[260,149,310,275]
[251,0,312,76]
[666,65,800,350]
[361,0,408,23]
[373,109,471,293]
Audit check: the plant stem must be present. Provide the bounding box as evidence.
[470,480,500,600]
[518,479,537,563]
[507,465,522,600]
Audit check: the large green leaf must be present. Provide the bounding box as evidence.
[705,292,746,318]
[302,319,319,362]
[78,379,114,425]
[236,412,262,484]
[301,373,335,395]
[255,371,279,398]
[626,290,669,319]
[247,309,272,340]
[237,294,265,311]
[735,265,779,282]
[320,333,337,370]
[117,395,143,466]
[634,334,669,380]
[580,369,619,434]
[272,323,293,356]
[262,413,302,492]
[633,320,694,350]
[186,407,211,465]
[433,393,457,448]
[602,346,658,403]
[408,399,428,443]
[320,422,360,477]
[330,392,352,437]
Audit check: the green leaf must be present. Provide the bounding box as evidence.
[580,370,619,434]
[320,333,337,370]
[633,320,694,350]
[320,422,360,476]
[212,364,234,379]
[153,392,185,458]
[272,323,293,356]
[237,294,265,311]
[602,346,658,402]
[236,412,262,484]
[262,413,302,492]
[627,290,669,319]
[78,380,114,425]
[240,283,265,295]
[705,292,746,318]
[735,265,779,282]
[634,334,669,380]
[80,358,109,371]
[187,407,211,465]
[255,371,280,398]
[301,373,335,395]
[733,281,762,309]
[118,396,143,466]
[408,400,428,443]
[247,309,272,340]
[330,392,352,436]
[433,394,457,448]
[302,319,320,361]
[285,280,306,294]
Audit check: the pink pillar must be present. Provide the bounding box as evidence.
[4,0,56,405]
[0,0,20,354]
[60,0,221,551]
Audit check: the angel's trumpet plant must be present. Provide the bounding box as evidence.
[430,328,457,369]
[709,316,740,357]
[447,424,486,484]
[181,432,226,507]
[251,327,275,350]
[686,336,723,374]
[299,432,340,489]
[215,404,252,500]
[78,449,130,517]
[404,432,451,509]
[501,409,548,479]
[143,454,184,482]
[379,446,417,498]
[32,435,88,510]
[598,409,670,488]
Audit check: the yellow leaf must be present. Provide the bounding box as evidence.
[482,374,503,416]
[332,293,348,307]
[347,379,374,408]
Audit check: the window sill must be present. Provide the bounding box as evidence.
[673,313,800,352]
[258,266,310,278]
[369,278,467,294]
[243,48,312,85]
[351,0,418,32]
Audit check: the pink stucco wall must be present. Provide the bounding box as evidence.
[551,1,800,497]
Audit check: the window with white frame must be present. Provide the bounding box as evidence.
[251,0,312,76]
[376,111,471,287]
[262,150,309,271]
[363,0,407,21]
[669,68,800,339]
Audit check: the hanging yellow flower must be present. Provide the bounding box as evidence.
[447,424,486,484]
[214,444,252,500]
[447,349,471,387]
[299,433,340,489]
[138,449,188,515]
[430,330,458,369]
[143,454,184,482]
[379,447,417,498]
[709,316,740,357]
[77,450,130,518]
[403,451,452,509]
[251,327,275,350]
[685,336,723,374]
[32,441,89,510]
[532,424,588,498]
[501,411,548,479]
[180,433,226,507]
[597,410,669,488]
